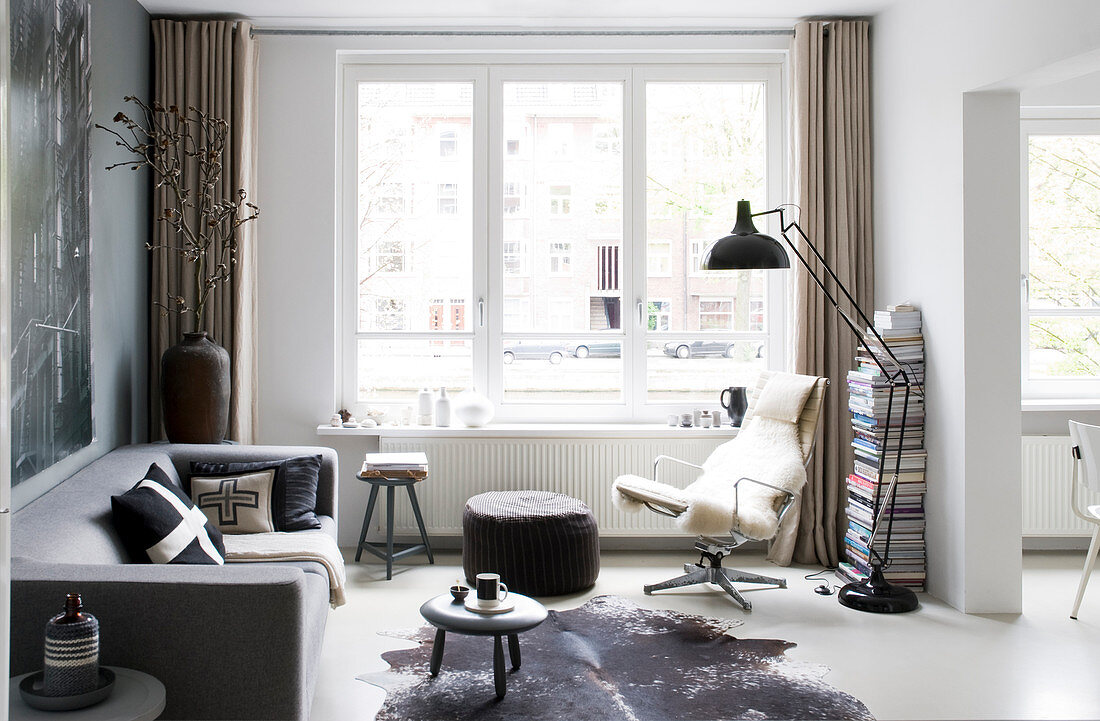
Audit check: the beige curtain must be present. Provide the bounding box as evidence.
[150,19,258,443]
[770,20,873,566]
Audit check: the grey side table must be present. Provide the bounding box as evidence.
[355,471,435,580]
[419,592,548,699]
[9,666,165,720]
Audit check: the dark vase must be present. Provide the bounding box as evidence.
[161,331,230,443]
[720,386,749,427]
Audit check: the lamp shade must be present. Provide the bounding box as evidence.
[700,200,790,270]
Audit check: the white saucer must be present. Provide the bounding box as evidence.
[464,596,516,614]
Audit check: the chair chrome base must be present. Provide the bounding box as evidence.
[643,541,786,611]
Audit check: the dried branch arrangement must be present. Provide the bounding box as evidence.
[97,96,258,333]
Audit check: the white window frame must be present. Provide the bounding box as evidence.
[647,239,671,276]
[1021,115,1100,401]
[648,298,672,331]
[438,126,458,158]
[697,296,735,332]
[548,241,572,276]
[503,238,528,275]
[548,184,572,216]
[339,56,786,422]
[437,182,459,215]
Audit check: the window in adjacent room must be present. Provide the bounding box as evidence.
[1023,118,1100,399]
[343,62,783,419]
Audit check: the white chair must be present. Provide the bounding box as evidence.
[1069,420,1100,619]
[612,371,827,610]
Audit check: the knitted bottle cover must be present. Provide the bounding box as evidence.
[43,613,99,696]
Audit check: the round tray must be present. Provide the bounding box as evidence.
[19,668,116,711]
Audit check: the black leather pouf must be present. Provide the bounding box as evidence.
[463,491,600,596]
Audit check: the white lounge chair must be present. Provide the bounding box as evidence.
[612,371,828,610]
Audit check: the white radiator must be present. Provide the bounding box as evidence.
[376,437,726,537]
[1022,435,1100,536]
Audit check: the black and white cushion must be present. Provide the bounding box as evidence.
[111,463,225,564]
[190,455,323,531]
[190,469,277,534]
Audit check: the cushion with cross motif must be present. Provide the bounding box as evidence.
[190,470,277,534]
[110,463,226,564]
[189,455,323,531]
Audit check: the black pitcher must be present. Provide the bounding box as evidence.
[720,386,748,427]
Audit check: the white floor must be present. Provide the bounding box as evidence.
[310,549,1100,721]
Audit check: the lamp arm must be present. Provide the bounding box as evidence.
[751,207,909,384]
[751,205,914,569]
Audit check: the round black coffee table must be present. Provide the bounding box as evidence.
[419,592,548,699]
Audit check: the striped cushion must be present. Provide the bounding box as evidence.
[462,491,599,596]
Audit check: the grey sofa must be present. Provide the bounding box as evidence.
[10,443,339,721]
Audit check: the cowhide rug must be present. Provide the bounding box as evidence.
[359,595,875,721]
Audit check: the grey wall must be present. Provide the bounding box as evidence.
[12,0,150,509]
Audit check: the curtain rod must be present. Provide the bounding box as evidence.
[250,28,795,37]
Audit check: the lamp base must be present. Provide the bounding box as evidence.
[838,562,919,613]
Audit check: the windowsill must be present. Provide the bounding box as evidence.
[1022,399,1100,412]
[315,422,739,439]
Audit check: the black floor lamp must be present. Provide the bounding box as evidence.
[701,199,919,614]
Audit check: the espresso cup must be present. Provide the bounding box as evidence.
[475,573,508,607]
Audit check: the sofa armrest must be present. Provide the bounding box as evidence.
[11,559,322,720]
[157,443,339,524]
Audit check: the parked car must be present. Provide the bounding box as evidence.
[503,342,566,364]
[571,342,621,359]
[662,340,765,359]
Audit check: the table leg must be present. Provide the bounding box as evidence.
[507,633,520,671]
[429,629,445,677]
[493,634,506,699]
[385,486,395,580]
[406,483,435,564]
[355,485,380,563]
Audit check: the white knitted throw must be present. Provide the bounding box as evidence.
[224,530,347,608]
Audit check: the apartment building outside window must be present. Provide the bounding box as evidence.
[342,61,784,420]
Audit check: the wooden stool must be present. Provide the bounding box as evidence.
[355,470,434,579]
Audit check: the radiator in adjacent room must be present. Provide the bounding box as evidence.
[375,436,727,537]
[1022,435,1100,537]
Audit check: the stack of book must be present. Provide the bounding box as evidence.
[837,304,926,591]
[361,452,429,478]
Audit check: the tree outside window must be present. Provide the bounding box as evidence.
[1027,132,1100,382]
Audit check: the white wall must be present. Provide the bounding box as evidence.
[874,0,1100,612]
[1022,69,1100,108]
[254,33,789,546]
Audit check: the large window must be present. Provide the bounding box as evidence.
[342,61,783,420]
[1023,118,1100,399]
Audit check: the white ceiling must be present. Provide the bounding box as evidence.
[134,0,896,28]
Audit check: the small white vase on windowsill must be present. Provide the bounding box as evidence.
[454,388,494,427]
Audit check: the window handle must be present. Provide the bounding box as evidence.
[637,301,645,328]
[478,298,485,328]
